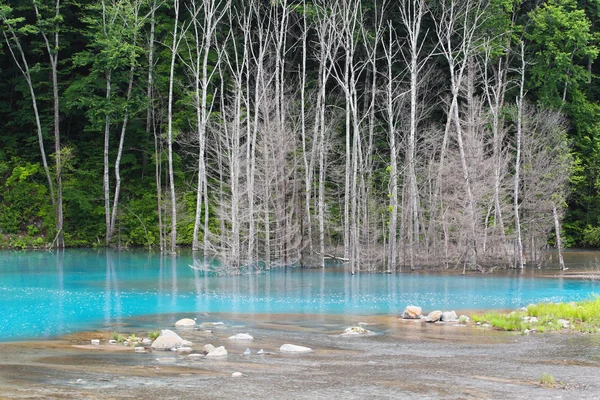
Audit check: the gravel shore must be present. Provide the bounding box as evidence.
[1,313,599,399]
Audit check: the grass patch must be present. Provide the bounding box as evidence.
[148,330,161,340]
[540,373,555,386]
[472,296,600,333]
[110,332,126,343]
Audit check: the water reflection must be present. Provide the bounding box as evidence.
[1,249,600,341]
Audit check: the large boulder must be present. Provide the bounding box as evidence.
[425,310,442,322]
[206,346,228,358]
[175,318,196,327]
[402,306,422,319]
[441,311,458,322]
[151,329,192,350]
[280,344,312,353]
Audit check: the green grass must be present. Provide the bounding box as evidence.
[148,330,161,340]
[472,296,600,333]
[110,332,126,342]
[540,373,555,386]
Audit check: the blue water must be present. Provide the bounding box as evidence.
[0,249,598,341]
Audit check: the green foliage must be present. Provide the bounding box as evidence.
[147,330,160,341]
[111,331,126,343]
[540,373,556,386]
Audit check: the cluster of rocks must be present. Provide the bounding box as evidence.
[89,317,315,365]
[401,306,469,323]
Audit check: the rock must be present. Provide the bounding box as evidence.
[176,347,193,353]
[175,318,196,327]
[342,326,372,336]
[232,372,243,377]
[425,310,442,322]
[519,307,528,312]
[529,317,538,323]
[280,344,312,353]
[557,319,570,328]
[203,344,216,353]
[204,330,213,334]
[108,339,117,344]
[134,347,146,352]
[188,353,204,358]
[402,306,422,319]
[142,338,152,345]
[206,346,228,358]
[441,311,458,322]
[228,333,254,340]
[458,315,470,323]
[212,321,225,326]
[151,329,193,351]
[243,348,251,356]
[91,339,100,345]
[257,349,264,355]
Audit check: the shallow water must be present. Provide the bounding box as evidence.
[1,249,599,341]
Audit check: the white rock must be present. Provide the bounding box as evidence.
[401,306,422,319]
[557,319,570,328]
[212,322,225,326]
[519,307,528,312]
[175,318,196,327]
[151,329,193,350]
[529,317,538,323]
[188,353,204,358]
[342,326,372,336]
[134,347,146,352]
[108,339,117,344]
[228,333,254,340]
[142,338,152,345]
[441,311,458,322]
[91,339,100,345]
[243,348,251,356]
[204,330,213,334]
[232,372,243,377]
[257,349,264,355]
[203,344,216,353]
[425,310,442,322]
[458,315,470,323]
[280,344,312,353]
[206,346,228,358]
[176,347,193,353]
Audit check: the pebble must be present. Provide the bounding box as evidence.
[232,372,243,378]
[257,349,264,355]
[91,339,100,345]
[108,339,118,344]
[243,348,251,356]
[134,347,146,352]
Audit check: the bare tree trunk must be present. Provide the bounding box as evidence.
[167,0,181,254]
[553,204,566,270]
[34,0,64,247]
[514,42,525,269]
[1,18,55,209]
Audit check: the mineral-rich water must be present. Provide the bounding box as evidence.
[0,249,598,341]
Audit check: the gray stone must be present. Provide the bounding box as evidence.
[280,344,312,353]
[426,310,442,322]
[206,346,228,357]
[341,326,372,336]
[151,329,193,351]
[228,333,254,340]
[203,344,216,353]
[441,311,458,322]
[402,306,422,319]
[175,318,196,327]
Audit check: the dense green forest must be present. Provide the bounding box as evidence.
[0,0,599,272]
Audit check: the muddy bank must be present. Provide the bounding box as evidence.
[1,314,600,399]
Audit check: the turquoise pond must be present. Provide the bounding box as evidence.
[0,249,599,341]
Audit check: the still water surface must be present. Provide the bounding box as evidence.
[1,249,599,341]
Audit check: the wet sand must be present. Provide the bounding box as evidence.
[1,313,600,399]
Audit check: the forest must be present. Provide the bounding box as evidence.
[0,0,599,272]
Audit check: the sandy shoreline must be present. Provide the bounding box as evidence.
[0,313,599,399]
